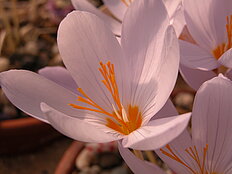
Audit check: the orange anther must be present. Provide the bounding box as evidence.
[160,144,217,174]
[70,61,142,135]
[212,15,232,59]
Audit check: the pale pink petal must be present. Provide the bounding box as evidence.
[121,0,169,64]
[102,0,127,21]
[138,26,179,123]
[192,74,232,173]
[210,0,232,46]
[179,40,219,70]
[218,48,232,68]
[180,64,216,90]
[151,99,178,120]
[164,0,182,19]
[41,103,118,143]
[171,4,186,37]
[122,113,191,150]
[0,70,78,122]
[225,166,232,174]
[38,66,78,94]
[116,36,121,44]
[118,142,166,174]
[58,11,127,113]
[71,0,121,36]
[225,69,232,80]
[184,0,232,50]
[164,0,185,37]
[122,0,179,122]
[121,0,177,123]
[183,0,217,50]
[155,130,195,174]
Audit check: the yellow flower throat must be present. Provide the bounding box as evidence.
[212,15,232,59]
[70,61,142,135]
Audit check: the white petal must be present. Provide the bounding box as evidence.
[118,142,166,174]
[192,74,232,173]
[122,3,179,122]
[0,70,78,122]
[41,103,118,143]
[120,0,178,121]
[151,99,178,120]
[71,0,121,36]
[102,0,127,21]
[180,64,216,90]
[164,0,182,18]
[171,5,186,37]
[164,0,185,37]
[121,0,169,65]
[184,0,232,50]
[225,69,232,80]
[138,26,179,123]
[155,130,194,174]
[58,11,128,113]
[122,113,191,150]
[179,40,219,70]
[38,66,78,94]
[218,48,232,68]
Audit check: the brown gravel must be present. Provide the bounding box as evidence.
[0,137,72,174]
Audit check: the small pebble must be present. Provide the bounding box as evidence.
[76,149,94,170]
[51,44,59,55]
[55,0,69,8]
[79,167,92,174]
[24,41,38,55]
[49,54,63,66]
[174,92,194,110]
[90,165,101,174]
[97,152,122,169]
[111,166,127,174]
[76,142,118,170]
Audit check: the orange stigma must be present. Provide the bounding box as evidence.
[212,15,232,59]
[160,144,218,174]
[70,61,142,135]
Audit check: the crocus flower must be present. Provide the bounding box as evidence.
[119,74,232,173]
[71,0,186,37]
[180,0,232,70]
[0,0,190,150]
[179,0,232,90]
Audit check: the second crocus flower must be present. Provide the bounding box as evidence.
[179,0,232,90]
[119,74,232,173]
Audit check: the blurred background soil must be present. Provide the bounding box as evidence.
[0,137,72,174]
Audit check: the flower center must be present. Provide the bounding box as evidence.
[212,15,232,59]
[160,144,219,174]
[70,61,142,135]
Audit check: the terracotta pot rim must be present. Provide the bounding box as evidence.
[0,116,61,155]
[54,141,85,174]
[0,117,44,129]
